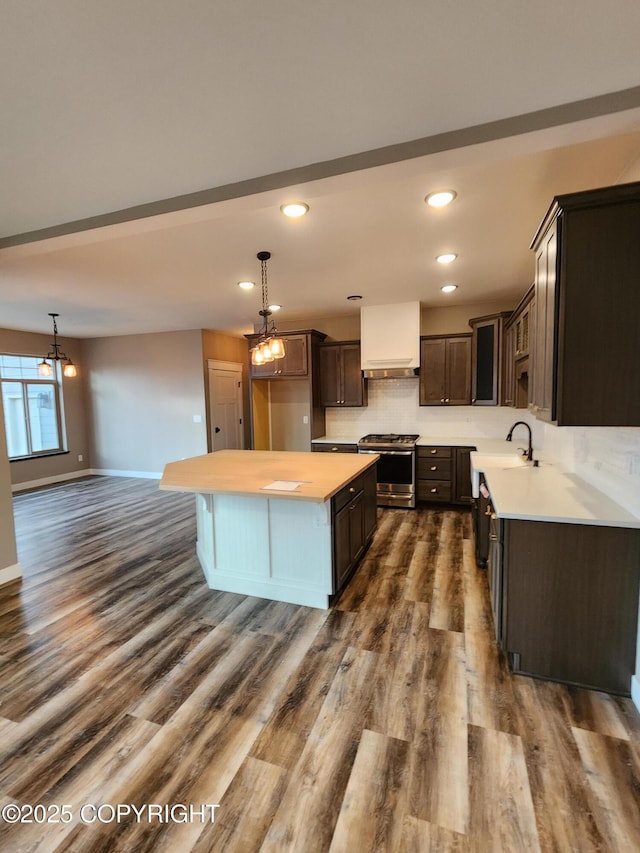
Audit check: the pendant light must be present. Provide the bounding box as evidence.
[250,251,286,366]
[38,313,78,378]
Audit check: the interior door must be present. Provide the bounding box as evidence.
[208,361,243,451]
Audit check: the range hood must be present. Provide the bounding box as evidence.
[360,301,420,378]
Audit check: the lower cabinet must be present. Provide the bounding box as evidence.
[490,517,640,695]
[332,463,377,593]
[417,445,474,506]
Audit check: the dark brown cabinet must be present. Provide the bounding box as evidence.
[469,313,511,406]
[332,465,377,594]
[419,335,471,406]
[417,445,474,506]
[530,180,640,426]
[247,333,309,378]
[492,517,640,695]
[453,447,473,504]
[504,285,535,409]
[319,341,367,407]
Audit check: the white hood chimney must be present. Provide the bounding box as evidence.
[360,301,420,378]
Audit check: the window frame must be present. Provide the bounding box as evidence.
[0,354,67,461]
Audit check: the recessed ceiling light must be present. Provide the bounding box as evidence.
[441,284,458,293]
[238,280,255,290]
[280,202,309,218]
[425,190,457,208]
[268,304,281,312]
[436,253,458,264]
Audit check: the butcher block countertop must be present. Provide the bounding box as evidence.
[160,449,378,503]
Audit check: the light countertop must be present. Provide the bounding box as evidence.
[160,449,377,503]
[477,458,640,528]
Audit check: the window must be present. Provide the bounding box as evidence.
[0,355,65,459]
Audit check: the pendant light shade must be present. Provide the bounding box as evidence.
[39,313,77,378]
[249,251,286,366]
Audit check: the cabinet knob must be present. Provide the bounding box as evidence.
[445,398,450,403]
[485,505,492,516]
[430,465,437,471]
[331,446,338,451]
[349,487,355,493]
[472,398,477,403]
[430,488,437,493]
[440,398,445,403]
[430,449,437,454]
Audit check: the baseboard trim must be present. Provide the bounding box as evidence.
[0,563,21,586]
[632,674,640,713]
[12,468,163,492]
[12,469,93,492]
[89,469,162,479]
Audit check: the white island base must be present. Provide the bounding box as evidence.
[195,491,333,608]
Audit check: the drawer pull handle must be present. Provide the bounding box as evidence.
[430,488,438,493]
[332,446,338,451]
[489,533,498,542]
[430,465,437,471]
[431,449,437,454]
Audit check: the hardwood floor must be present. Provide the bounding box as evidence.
[1,476,639,851]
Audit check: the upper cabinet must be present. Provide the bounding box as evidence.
[319,341,367,407]
[419,335,471,406]
[504,285,535,409]
[469,313,511,406]
[247,332,318,378]
[529,181,640,426]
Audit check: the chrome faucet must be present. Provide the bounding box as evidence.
[506,420,534,462]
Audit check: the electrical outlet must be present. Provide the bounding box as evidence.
[303,415,309,424]
[78,453,83,462]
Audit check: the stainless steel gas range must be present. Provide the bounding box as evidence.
[357,434,419,508]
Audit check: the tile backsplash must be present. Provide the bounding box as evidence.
[326,377,543,442]
[326,377,640,516]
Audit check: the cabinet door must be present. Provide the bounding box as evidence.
[503,325,515,407]
[341,344,366,406]
[334,503,352,590]
[453,447,473,505]
[348,492,365,565]
[318,345,342,406]
[362,463,377,543]
[279,335,308,376]
[419,338,447,405]
[471,318,499,405]
[532,224,557,421]
[446,337,472,405]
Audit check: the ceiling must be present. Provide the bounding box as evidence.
[2,2,640,339]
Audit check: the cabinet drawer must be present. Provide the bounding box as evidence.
[333,475,364,513]
[312,443,358,453]
[417,481,452,503]
[418,446,452,459]
[417,458,452,480]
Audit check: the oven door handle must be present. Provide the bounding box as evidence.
[358,449,413,456]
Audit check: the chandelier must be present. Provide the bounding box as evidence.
[250,251,286,366]
[38,313,77,378]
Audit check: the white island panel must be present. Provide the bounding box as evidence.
[195,491,334,608]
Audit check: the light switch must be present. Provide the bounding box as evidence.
[303,415,309,424]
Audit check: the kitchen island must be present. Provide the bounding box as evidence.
[160,449,378,608]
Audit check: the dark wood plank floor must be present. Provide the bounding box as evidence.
[1,476,639,851]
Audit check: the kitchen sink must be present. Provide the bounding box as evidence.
[470,452,529,498]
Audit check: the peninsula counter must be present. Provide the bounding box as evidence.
[160,450,378,608]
